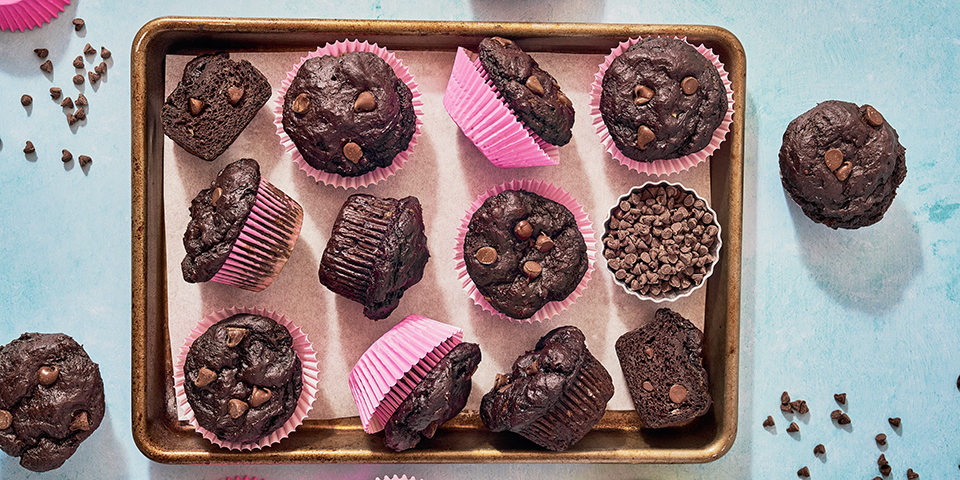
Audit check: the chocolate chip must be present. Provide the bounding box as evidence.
[73,74,84,85]
[872,477,882,480]
[353,91,376,112]
[23,141,35,154]
[75,93,88,106]
[210,186,223,205]
[66,112,77,125]
[50,87,62,99]
[61,97,74,109]
[61,149,72,163]
[797,466,809,477]
[879,464,891,476]
[72,18,85,31]
[830,409,841,420]
[88,71,101,84]
[475,246,498,265]
[100,46,111,59]
[522,261,542,279]
[835,161,852,181]
[814,443,825,455]
[40,60,53,73]
[0,410,11,430]
[514,220,533,240]
[762,415,774,427]
[38,365,59,385]
[34,48,49,58]
[907,468,919,479]
[20,94,32,107]
[557,90,572,107]
[863,105,884,127]
[824,148,843,171]
[69,411,90,431]
[491,36,513,47]
[525,76,544,96]
[249,386,272,408]
[669,384,687,403]
[780,403,793,412]
[73,55,84,68]
[226,86,246,105]
[84,43,96,55]
[642,381,655,392]
[644,346,654,359]
[888,417,901,427]
[878,453,888,466]
[225,327,247,348]
[227,399,249,418]
[875,433,886,445]
[188,98,204,116]
[786,422,799,433]
[838,413,851,425]
[834,393,846,404]
[781,391,791,405]
[343,141,363,163]
[73,108,86,121]
[291,92,310,114]
[681,76,699,95]
[195,367,216,387]
[535,233,555,252]
[790,400,803,413]
[636,125,656,149]
[95,62,107,75]
[634,84,654,106]
[78,155,92,167]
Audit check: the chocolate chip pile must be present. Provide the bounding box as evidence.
[602,182,720,299]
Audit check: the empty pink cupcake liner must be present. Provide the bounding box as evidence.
[589,36,735,176]
[173,306,320,451]
[209,179,303,292]
[274,39,423,190]
[349,315,464,434]
[443,47,560,168]
[0,0,68,32]
[454,179,597,323]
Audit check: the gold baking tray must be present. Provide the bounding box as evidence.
[131,17,744,464]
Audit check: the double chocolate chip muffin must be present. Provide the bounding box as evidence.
[183,314,302,445]
[478,37,575,146]
[779,100,906,229]
[281,51,417,177]
[0,333,104,472]
[463,189,588,320]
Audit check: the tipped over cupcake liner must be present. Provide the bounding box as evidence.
[0,0,69,32]
[349,315,464,433]
[454,179,596,323]
[443,47,560,168]
[589,36,735,176]
[173,306,320,450]
[274,39,423,189]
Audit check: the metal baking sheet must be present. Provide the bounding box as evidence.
[132,17,744,464]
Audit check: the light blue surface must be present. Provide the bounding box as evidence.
[1,0,958,478]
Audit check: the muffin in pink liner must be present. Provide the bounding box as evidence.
[349,315,465,434]
[273,39,423,190]
[181,158,303,292]
[443,46,560,168]
[589,36,735,176]
[454,179,596,323]
[602,182,722,302]
[173,306,320,450]
[0,0,69,32]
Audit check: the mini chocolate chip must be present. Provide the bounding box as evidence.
[830,409,842,420]
[227,399,248,419]
[492,373,510,391]
[907,468,919,479]
[40,60,53,73]
[781,391,791,405]
[84,43,96,55]
[195,367,216,387]
[88,71,101,84]
[514,220,533,240]
[73,74,84,85]
[557,90,572,107]
[76,93,88,106]
[69,411,90,431]
[210,186,223,204]
[535,233,555,252]
[354,91,376,112]
[61,149,72,162]
[24,141,35,154]
[888,417,901,427]
[681,76,700,95]
[863,105,884,127]
[525,76,544,96]
[780,403,793,412]
[644,346,654,358]
[636,125,656,150]
[343,141,363,163]
[20,94,32,107]
[642,381,655,392]
[249,387,272,408]
[475,246,498,265]
[0,410,11,430]
[814,443,825,455]
[523,261,542,279]
[188,98,204,116]
[838,413,851,425]
[72,18,85,31]
[95,62,107,75]
[73,108,86,121]
[66,112,77,125]
[50,87,62,99]
[834,393,846,404]
[762,415,774,427]
[669,384,687,403]
[824,148,843,171]
[61,97,74,109]
[875,433,886,445]
[872,477,881,480]
[291,92,311,114]
[78,155,92,167]
[790,400,803,413]
[34,48,49,58]
[878,453,888,466]
[73,56,84,68]
[835,161,852,181]
[225,327,247,348]
[786,422,799,433]
[39,365,59,385]
[797,466,809,477]
[100,47,111,59]
[491,36,513,47]
[879,464,891,476]
[634,84,654,106]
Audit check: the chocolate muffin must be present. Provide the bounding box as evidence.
[162,53,271,161]
[0,333,104,472]
[478,37,575,146]
[318,193,430,320]
[480,326,613,451]
[383,342,481,452]
[183,314,302,445]
[281,51,416,177]
[599,37,726,162]
[463,189,588,320]
[779,100,906,229]
[616,308,712,428]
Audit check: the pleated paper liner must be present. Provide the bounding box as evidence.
[0,0,69,32]
[173,306,320,450]
[589,36,735,176]
[274,39,423,189]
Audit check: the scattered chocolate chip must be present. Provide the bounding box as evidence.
[641,380,654,391]
[225,327,247,348]
[863,105,884,127]
[781,391,791,405]
[100,46,111,59]
[249,386,272,408]
[78,155,92,167]
[514,220,533,240]
[50,87,62,99]
[226,86,244,105]
[61,149,72,163]
[644,346,654,359]
[875,433,886,446]
[291,92,310,114]
[72,18,84,31]
[872,477,882,480]
[20,94,32,107]
[888,417,901,428]
[634,84,654,106]
[38,365,59,385]
[878,453,888,466]
[23,141,35,153]
[0,410,11,430]
[669,384,687,403]
[75,93,88,106]
[557,90,572,107]
[797,400,809,414]
[95,62,107,75]
[343,141,363,163]
[66,112,77,125]
[40,60,53,73]
[879,464,891,476]
[188,98,204,116]
[535,233,555,252]
[34,48,49,58]
[73,55,84,69]
[522,261,542,279]
[835,161,852,181]
[227,399,248,418]
[72,74,84,85]
[83,43,96,55]
[475,246,498,265]
[907,469,918,479]
[69,411,90,431]
[88,71,101,84]
[830,409,841,420]
[786,422,799,433]
[353,90,376,112]
[209,187,223,205]
[492,36,513,47]
[838,413,851,425]
[762,415,774,427]
[61,97,74,109]
[525,75,544,96]
[636,125,656,149]
[824,148,843,171]
[814,443,825,455]
[73,108,86,121]
[780,403,793,412]
[834,393,846,404]
[681,76,700,95]
[195,367,216,387]
[797,466,809,477]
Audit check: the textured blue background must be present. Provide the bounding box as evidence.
[1,0,958,478]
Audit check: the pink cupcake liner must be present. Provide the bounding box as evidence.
[173,306,320,450]
[377,476,421,480]
[454,179,597,323]
[222,477,261,480]
[273,39,423,190]
[589,36,735,176]
[349,315,464,434]
[209,179,303,292]
[443,47,560,169]
[0,0,68,32]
